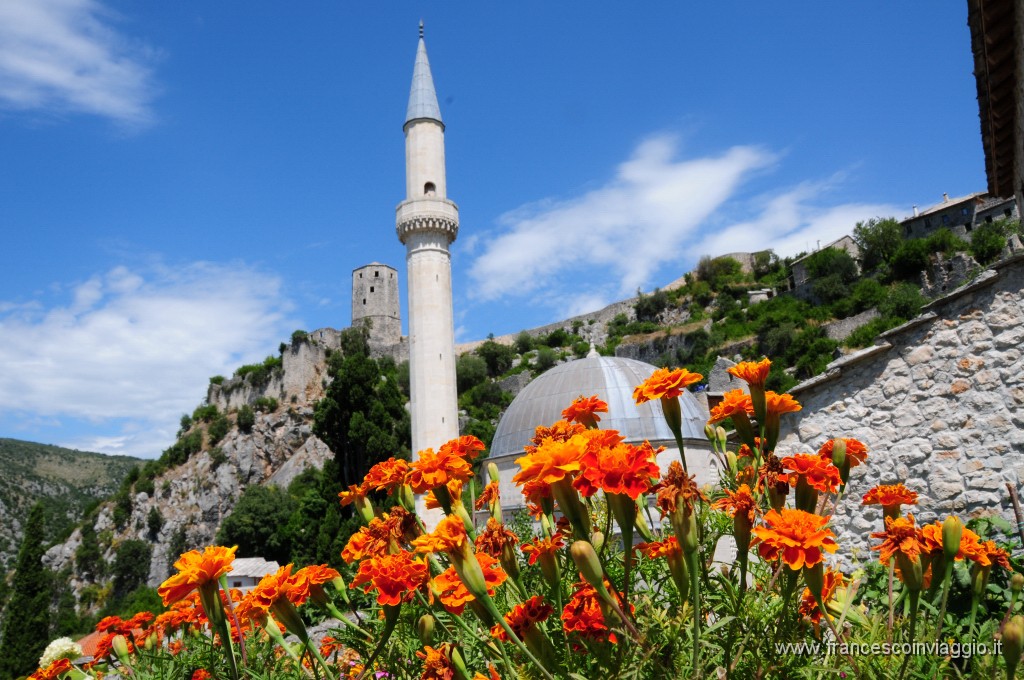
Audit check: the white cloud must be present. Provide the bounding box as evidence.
[0,0,157,125]
[0,262,298,457]
[468,135,776,302]
[468,136,902,315]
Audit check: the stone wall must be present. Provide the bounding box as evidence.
[777,254,1024,562]
[822,308,880,342]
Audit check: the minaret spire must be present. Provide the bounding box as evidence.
[397,26,460,527]
[405,25,443,129]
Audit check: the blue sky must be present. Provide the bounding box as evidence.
[0,2,988,458]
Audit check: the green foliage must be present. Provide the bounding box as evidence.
[207,412,230,445]
[111,539,152,602]
[209,375,225,386]
[291,329,309,344]
[236,404,256,433]
[534,346,558,374]
[161,429,203,467]
[192,404,219,422]
[217,484,296,563]
[853,217,901,273]
[456,353,489,393]
[252,396,279,412]
[879,282,925,322]
[75,520,103,579]
[313,327,410,502]
[514,330,533,354]
[751,249,780,279]
[147,506,164,539]
[475,339,516,377]
[0,503,53,678]
[634,288,669,322]
[234,355,284,385]
[970,221,1008,264]
[695,255,745,290]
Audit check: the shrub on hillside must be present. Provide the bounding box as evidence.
[236,405,256,433]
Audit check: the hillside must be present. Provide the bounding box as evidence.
[0,439,141,569]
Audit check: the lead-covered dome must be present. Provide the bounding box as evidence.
[489,355,708,459]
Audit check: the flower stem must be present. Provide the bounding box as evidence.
[934,562,954,644]
[686,550,701,679]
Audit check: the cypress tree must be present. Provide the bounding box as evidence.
[0,502,53,677]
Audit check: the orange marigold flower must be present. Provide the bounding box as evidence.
[726,358,771,389]
[521,533,566,565]
[475,518,519,558]
[752,508,838,570]
[755,452,789,494]
[799,568,844,624]
[363,457,410,494]
[870,514,923,565]
[440,434,487,461]
[972,540,1012,569]
[425,479,463,510]
[192,670,213,680]
[417,643,458,680]
[341,513,400,564]
[351,550,428,606]
[562,395,609,427]
[432,553,507,614]
[919,521,985,562]
[708,389,754,424]
[29,658,72,680]
[338,483,368,507]
[862,484,918,511]
[475,481,501,511]
[96,615,125,634]
[636,536,682,559]
[764,391,801,416]
[523,419,587,456]
[513,434,587,488]
[237,564,296,621]
[411,514,469,555]
[561,580,633,645]
[472,666,501,680]
[158,545,237,605]
[289,564,341,605]
[574,439,661,500]
[633,367,703,404]
[491,595,553,641]
[736,437,765,459]
[654,461,705,515]
[406,447,473,494]
[712,484,758,525]
[781,454,841,493]
[818,438,869,468]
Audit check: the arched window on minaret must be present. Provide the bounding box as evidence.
[424,182,436,196]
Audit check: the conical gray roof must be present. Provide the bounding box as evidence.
[405,37,443,127]
[489,356,708,459]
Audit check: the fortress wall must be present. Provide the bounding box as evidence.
[777,254,1024,561]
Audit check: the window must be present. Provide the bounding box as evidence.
[961,207,969,216]
[986,216,994,223]
[233,581,241,588]
[1005,208,1013,217]
[359,273,362,278]
[374,271,379,277]
[966,223,972,232]
[424,182,436,196]
[905,224,912,236]
[362,298,366,305]
[941,215,949,225]
[925,218,932,228]
[370,286,374,292]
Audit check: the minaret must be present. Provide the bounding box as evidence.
[397,23,460,503]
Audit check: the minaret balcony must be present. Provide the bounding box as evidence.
[396,198,460,244]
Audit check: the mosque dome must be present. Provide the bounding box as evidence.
[489,355,708,460]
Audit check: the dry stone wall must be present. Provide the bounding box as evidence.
[777,254,1024,563]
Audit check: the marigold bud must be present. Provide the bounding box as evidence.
[570,540,605,589]
[417,614,435,646]
[590,531,605,552]
[1012,573,1024,594]
[487,462,500,484]
[112,634,132,663]
[942,516,963,561]
[1003,616,1024,678]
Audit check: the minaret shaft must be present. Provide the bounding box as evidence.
[398,34,460,474]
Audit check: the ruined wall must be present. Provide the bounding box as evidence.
[778,254,1024,561]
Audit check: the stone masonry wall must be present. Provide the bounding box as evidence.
[777,254,1024,563]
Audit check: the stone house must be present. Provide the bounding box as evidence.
[788,235,861,299]
[901,193,1019,241]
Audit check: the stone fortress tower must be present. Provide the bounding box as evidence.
[396,23,460,478]
[351,263,401,345]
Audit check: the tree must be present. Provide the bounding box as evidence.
[853,217,902,273]
[236,404,256,433]
[0,503,53,678]
[75,520,104,580]
[969,222,1007,264]
[217,484,296,563]
[111,540,152,602]
[456,353,488,393]
[313,327,410,495]
[634,288,668,322]
[475,340,515,377]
